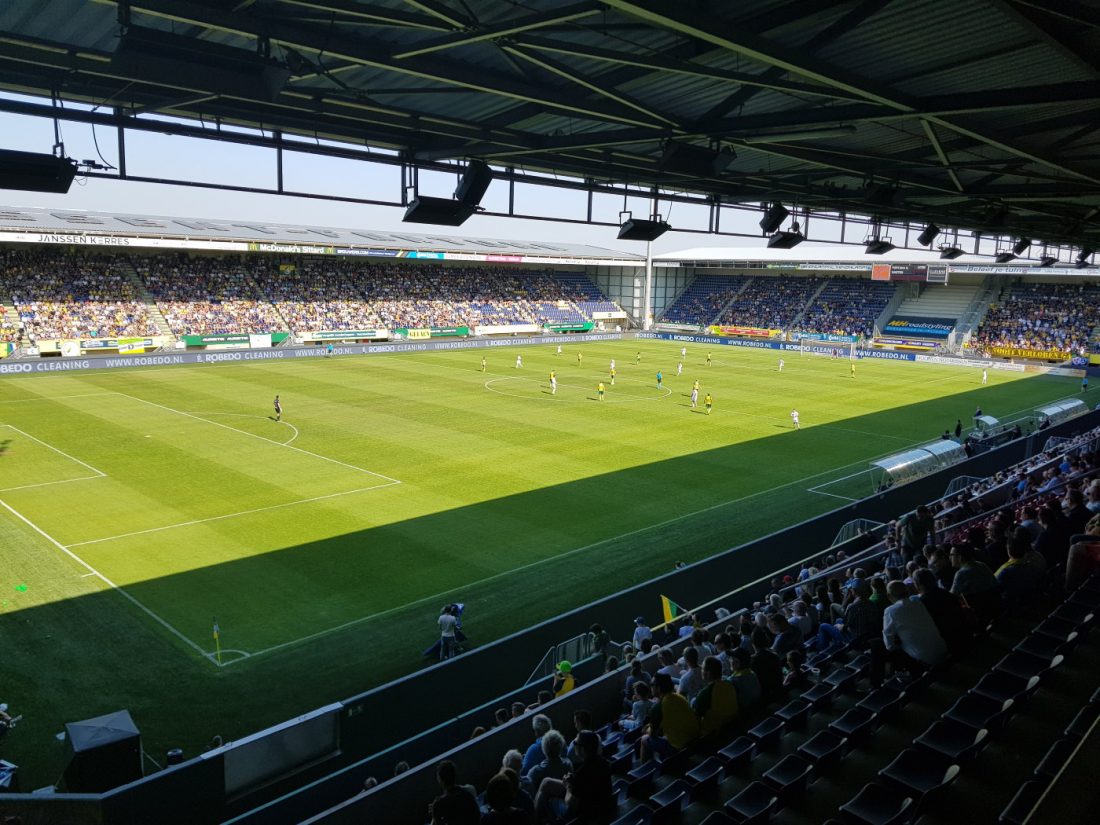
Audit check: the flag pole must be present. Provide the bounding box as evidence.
[213,617,222,665]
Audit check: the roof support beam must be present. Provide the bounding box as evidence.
[275,0,453,31]
[392,3,602,59]
[400,0,472,29]
[921,120,964,192]
[994,0,1100,75]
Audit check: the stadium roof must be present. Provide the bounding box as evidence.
[657,245,990,264]
[3,1,1100,250]
[0,205,642,261]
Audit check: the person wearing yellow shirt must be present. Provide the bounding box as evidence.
[552,660,575,696]
[693,656,738,736]
[609,367,616,385]
[549,370,557,395]
[640,672,699,761]
[704,393,713,415]
[597,382,605,401]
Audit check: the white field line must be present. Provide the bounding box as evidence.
[807,489,860,502]
[191,412,299,446]
[110,391,400,484]
[0,475,104,493]
[0,497,213,665]
[1,424,107,477]
[67,483,397,548]
[0,392,115,403]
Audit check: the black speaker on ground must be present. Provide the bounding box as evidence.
[0,149,77,193]
[63,710,142,792]
[403,196,476,226]
[454,161,492,206]
[617,218,669,242]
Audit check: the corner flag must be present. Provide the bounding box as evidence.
[213,618,222,665]
[660,595,686,625]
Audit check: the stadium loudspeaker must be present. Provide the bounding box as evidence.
[916,223,940,246]
[767,229,804,249]
[759,203,789,234]
[864,239,895,255]
[659,142,736,176]
[995,252,1016,263]
[0,149,77,193]
[112,27,290,101]
[617,218,669,242]
[403,196,476,226]
[1076,246,1094,262]
[1039,255,1057,267]
[454,161,493,206]
[1013,238,1031,255]
[939,245,964,259]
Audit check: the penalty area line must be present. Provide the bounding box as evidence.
[0,497,216,667]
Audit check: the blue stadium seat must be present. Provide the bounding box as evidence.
[913,720,988,762]
[1033,737,1075,781]
[761,754,813,803]
[684,756,724,795]
[716,736,756,772]
[800,682,837,710]
[838,781,913,825]
[797,730,847,777]
[968,672,1040,705]
[612,802,656,825]
[997,780,1044,825]
[724,781,777,824]
[856,686,906,721]
[829,708,876,742]
[648,778,692,824]
[747,717,785,752]
[773,699,811,732]
[994,650,1063,681]
[877,748,960,804]
[942,695,1014,731]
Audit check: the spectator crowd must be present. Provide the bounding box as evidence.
[973,281,1100,355]
[717,275,823,330]
[2,248,158,342]
[661,275,749,326]
[798,278,895,338]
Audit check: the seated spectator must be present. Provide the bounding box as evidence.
[499,762,534,820]
[621,682,653,732]
[623,658,650,700]
[913,569,972,655]
[520,715,552,775]
[632,616,653,652]
[693,655,738,736]
[677,647,704,701]
[750,628,784,700]
[429,760,480,825]
[1064,488,1092,535]
[949,544,1003,624]
[639,672,699,761]
[482,771,531,825]
[782,650,812,692]
[525,730,571,792]
[564,710,594,765]
[728,647,762,712]
[996,535,1047,603]
[1035,504,1072,568]
[882,580,948,674]
[768,615,802,655]
[788,601,813,639]
[655,649,681,680]
[533,730,613,825]
[1066,513,1100,590]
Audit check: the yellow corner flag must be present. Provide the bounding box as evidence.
[213,618,222,665]
[660,595,686,625]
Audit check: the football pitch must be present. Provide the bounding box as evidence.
[0,338,1093,781]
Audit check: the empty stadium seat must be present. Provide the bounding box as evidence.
[968,672,1040,705]
[747,717,785,752]
[773,699,811,732]
[913,721,988,762]
[877,748,960,804]
[797,730,847,776]
[800,682,837,710]
[717,737,756,772]
[942,695,1014,731]
[761,754,813,803]
[685,756,725,795]
[829,708,876,742]
[997,779,1045,825]
[838,782,913,825]
[724,781,777,824]
[648,778,692,824]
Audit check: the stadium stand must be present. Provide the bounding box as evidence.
[717,275,823,330]
[309,422,1099,824]
[252,260,385,333]
[1,248,159,342]
[137,255,287,336]
[660,275,749,326]
[800,279,897,338]
[973,282,1100,355]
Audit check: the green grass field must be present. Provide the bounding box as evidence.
[0,338,1093,784]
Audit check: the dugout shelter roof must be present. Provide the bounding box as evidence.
[3,1,1100,250]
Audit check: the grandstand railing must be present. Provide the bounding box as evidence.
[830,518,886,548]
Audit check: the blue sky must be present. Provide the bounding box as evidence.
[0,96,787,254]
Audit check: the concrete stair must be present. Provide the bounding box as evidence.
[122,256,174,339]
[710,277,756,325]
[894,282,983,322]
[788,279,830,331]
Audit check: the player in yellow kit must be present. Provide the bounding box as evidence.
[597,381,605,401]
[609,367,616,385]
[550,370,557,395]
[704,393,713,415]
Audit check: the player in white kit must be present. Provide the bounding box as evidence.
[515,354,523,368]
[791,409,800,429]
[778,358,784,372]
[676,361,683,376]
[981,369,988,385]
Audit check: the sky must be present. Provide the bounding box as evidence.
[0,97,844,255]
